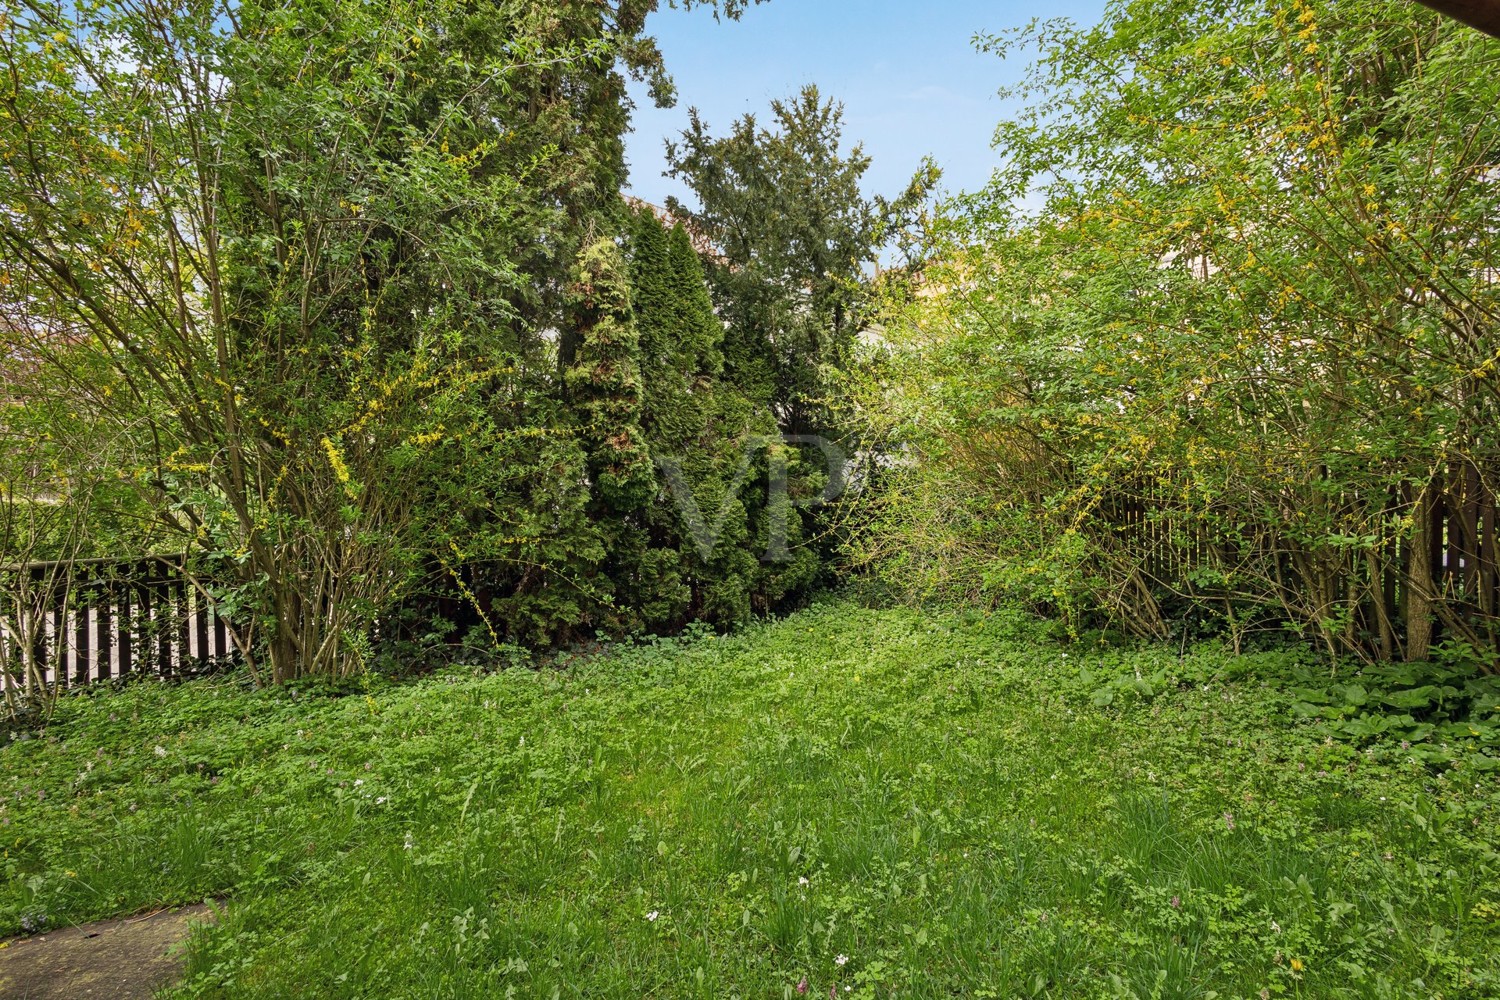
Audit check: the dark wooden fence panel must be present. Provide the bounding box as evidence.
[0,556,238,692]
[1108,459,1500,658]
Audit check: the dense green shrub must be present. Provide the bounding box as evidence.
[2,0,869,678]
[847,0,1500,665]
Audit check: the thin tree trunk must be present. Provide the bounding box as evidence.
[1407,484,1435,662]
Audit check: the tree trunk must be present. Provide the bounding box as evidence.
[1407,484,1435,662]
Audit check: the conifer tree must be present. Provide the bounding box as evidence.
[664,85,935,436]
[624,209,785,625]
[659,87,935,618]
[565,238,654,512]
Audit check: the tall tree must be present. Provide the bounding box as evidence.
[623,208,769,626]
[566,238,654,511]
[0,0,766,679]
[664,85,937,435]
[662,86,936,606]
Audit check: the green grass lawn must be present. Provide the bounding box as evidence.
[3,600,1498,998]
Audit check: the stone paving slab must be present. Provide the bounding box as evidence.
[0,903,215,1000]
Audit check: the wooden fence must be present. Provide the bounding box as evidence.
[1106,458,1500,658]
[0,555,237,691]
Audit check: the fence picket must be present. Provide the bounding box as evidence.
[193,586,210,671]
[0,556,240,690]
[73,569,90,687]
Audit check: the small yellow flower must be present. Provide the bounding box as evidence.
[1290,957,1305,972]
[320,436,352,485]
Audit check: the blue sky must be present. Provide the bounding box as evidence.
[623,0,1109,211]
